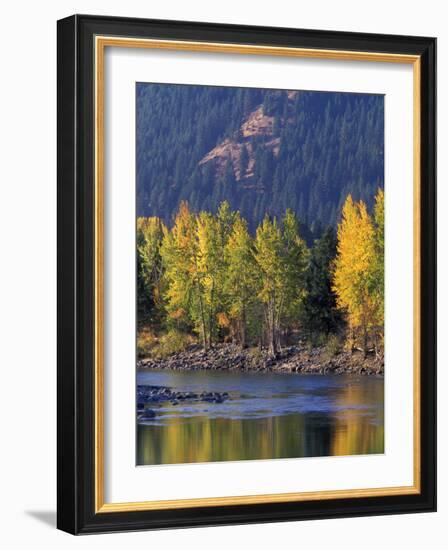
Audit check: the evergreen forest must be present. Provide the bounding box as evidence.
[137,83,384,239]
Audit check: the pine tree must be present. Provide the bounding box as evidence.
[301,226,341,336]
[136,216,166,325]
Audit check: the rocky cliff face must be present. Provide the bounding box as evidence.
[199,105,280,187]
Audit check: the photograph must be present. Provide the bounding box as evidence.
[135,83,385,466]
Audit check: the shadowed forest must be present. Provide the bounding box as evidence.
[137,84,384,236]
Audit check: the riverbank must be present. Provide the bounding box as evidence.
[137,342,384,376]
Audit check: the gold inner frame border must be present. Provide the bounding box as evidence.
[94,35,421,513]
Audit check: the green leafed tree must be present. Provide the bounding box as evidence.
[196,210,227,348]
[280,209,309,329]
[225,214,260,348]
[254,216,284,357]
[254,212,307,357]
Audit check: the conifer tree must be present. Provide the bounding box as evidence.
[136,216,166,325]
[239,145,249,178]
[301,226,341,336]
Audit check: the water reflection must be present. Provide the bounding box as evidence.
[137,370,384,465]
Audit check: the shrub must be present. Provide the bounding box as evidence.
[152,329,193,359]
[324,334,343,359]
[137,328,157,358]
[248,347,265,366]
[306,332,327,351]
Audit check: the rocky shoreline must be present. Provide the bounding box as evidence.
[137,343,384,376]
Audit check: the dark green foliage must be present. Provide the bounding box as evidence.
[301,227,343,335]
[137,84,384,234]
[136,218,165,327]
[137,252,153,325]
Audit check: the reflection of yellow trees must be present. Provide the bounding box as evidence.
[137,383,384,465]
[138,414,309,465]
[331,383,384,457]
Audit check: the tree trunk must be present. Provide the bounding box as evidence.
[373,328,378,358]
[208,281,214,349]
[267,300,277,358]
[198,294,208,351]
[240,307,247,349]
[350,326,355,354]
[363,324,368,358]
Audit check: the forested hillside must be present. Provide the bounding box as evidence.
[137,83,384,235]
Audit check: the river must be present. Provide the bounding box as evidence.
[137,369,384,465]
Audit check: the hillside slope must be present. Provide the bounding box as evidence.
[136,83,384,235]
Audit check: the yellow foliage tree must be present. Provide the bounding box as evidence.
[160,201,209,349]
[196,211,225,347]
[370,188,385,325]
[333,195,377,354]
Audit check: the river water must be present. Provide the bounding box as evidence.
[137,369,384,465]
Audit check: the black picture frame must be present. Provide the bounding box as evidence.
[57,14,436,534]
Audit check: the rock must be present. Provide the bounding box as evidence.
[137,343,383,377]
[138,409,156,420]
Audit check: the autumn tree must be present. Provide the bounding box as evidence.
[216,200,236,248]
[225,214,259,348]
[254,212,307,357]
[254,216,284,356]
[280,209,308,332]
[196,211,226,347]
[333,195,377,354]
[160,201,209,350]
[367,188,385,353]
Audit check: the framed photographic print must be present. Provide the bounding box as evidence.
[57,14,436,534]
